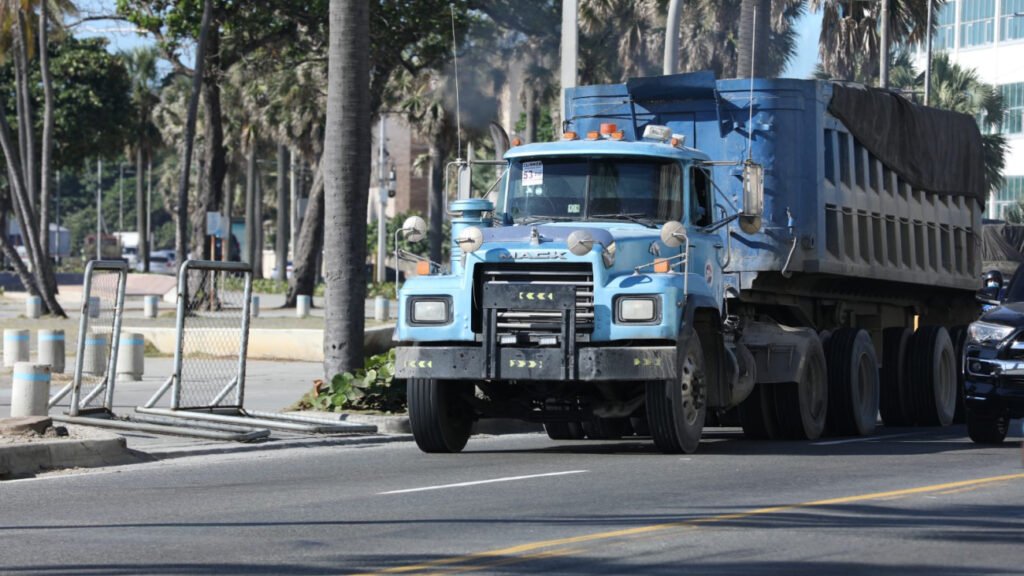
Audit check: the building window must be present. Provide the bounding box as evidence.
[1002,0,1024,41]
[1002,83,1024,134]
[996,176,1024,219]
[934,1,956,50]
[961,0,995,47]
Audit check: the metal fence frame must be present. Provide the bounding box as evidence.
[48,260,128,416]
[138,259,376,434]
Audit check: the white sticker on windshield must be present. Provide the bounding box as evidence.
[522,161,543,186]
[567,204,580,214]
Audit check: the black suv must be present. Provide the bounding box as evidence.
[963,267,1024,443]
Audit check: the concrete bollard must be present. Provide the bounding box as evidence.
[144,295,159,319]
[297,295,311,318]
[10,363,51,417]
[25,296,42,319]
[82,333,109,375]
[37,329,66,374]
[116,333,145,382]
[3,329,30,367]
[374,296,389,322]
[251,295,260,318]
[88,296,101,319]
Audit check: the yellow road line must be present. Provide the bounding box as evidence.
[430,547,585,576]
[353,472,1024,576]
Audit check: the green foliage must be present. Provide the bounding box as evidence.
[514,106,555,143]
[367,282,396,299]
[298,349,405,413]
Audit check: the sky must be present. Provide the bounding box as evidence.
[68,1,825,81]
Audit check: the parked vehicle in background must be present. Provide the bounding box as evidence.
[140,249,176,275]
[963,267,1024,444]
[83,233,122,261]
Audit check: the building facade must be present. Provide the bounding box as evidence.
[918,0,1024,218]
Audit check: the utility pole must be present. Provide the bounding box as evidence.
[55,170,60,263]
[118,163,124,233]
[663,0,681,75]
[924,0,933,105]
[376,117,386,284]
[560,0,578,126]
[879,0,890,89]
[96,159,102,261]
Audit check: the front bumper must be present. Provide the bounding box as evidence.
[395,345,676,382]
[962,357,1024,416]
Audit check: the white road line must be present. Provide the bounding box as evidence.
[812,432,924,446]
[378,470,588,495]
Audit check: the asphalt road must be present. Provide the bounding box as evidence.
[1,426,1022,575]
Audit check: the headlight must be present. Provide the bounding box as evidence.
[615,295,659,323]
[408,297,451,325]
[967,321,1015,345]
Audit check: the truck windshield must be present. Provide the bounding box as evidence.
[501,157,682,224]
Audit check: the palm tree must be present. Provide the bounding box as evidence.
[579,0,665,81]
[323,0,371,377]
[124,46,160,272]
[676,0,804,79]
[810,0,941,84]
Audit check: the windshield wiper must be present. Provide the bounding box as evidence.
[589,213,657,228]
[517,215,575,225]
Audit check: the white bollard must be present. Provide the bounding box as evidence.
[88,296,101,319]
[3,329,30,367]
[251,295,260,318]
[82,333,109,375]
[297,295,311,318]
[25,296,42,319]
[10,363,51,417]
[37,329,66,374]
[116,333,145,382]
[374,296,389,322]
[144,295,159,319]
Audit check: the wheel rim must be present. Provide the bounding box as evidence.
[856,352,873,418]
[936,346,955,419]
[804,355,827,423]
[679,352,701,426]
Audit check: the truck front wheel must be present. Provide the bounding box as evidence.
[646,328,706,454]
[408,379,474,453]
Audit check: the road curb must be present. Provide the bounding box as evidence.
[0,426,139,479]
[296,412,544,436]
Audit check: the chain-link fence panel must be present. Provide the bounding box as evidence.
[50,260,127,414]
[171,260,252,410]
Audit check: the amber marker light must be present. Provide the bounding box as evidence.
[599,123,617,135]
[586,131,599,140]
[562,131,578,140]
[653,259,670,273]
[511,136,522,147]
[611,130,625,140]
[416,261,432,276]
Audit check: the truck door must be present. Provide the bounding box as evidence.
[686,166,723,303]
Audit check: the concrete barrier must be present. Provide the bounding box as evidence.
[82,333,108,375]
[10,363,51,417]
[25,296,42,319]
[37,329,65,373]
[374,296,389,322]
[251,295,260,318]
[116,333,145,381]
[3,329,30,367]
[143,295,159,319]
[296,295,311,318]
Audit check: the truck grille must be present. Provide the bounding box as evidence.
[474,263,594,340]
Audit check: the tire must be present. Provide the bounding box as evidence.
[825,328,879,436]
[544,421,585,440]
[408,379,474,453]
[582,416,626,440]
[739,384,780,440]
[772,336,828,440]
[879,327,913,427]
[907,326,957,427]
[948,325,968,424]
[646,327,706,453]
[966,409,1009,444]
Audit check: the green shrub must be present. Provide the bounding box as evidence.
[297,349,405,413]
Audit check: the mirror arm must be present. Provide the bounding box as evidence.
[701,212,740,233]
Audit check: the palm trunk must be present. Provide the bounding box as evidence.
[222,163,233,262]
[16,11,36,212]
[245,141,257,266]
[0,230,41,298]
[275,144,289,281]
[737,0,770,78]
[176,0,213,264]
[524,85,537,143]
[200,53,226,258]
[136,146,147,271]
[39,2,54,261]
[285,162,323,307]
[254,165,264,277]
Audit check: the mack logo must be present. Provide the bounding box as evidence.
[499,250,568,261]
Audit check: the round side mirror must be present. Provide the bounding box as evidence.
[660,220,687,248]
[402,216,427,243]
[567,230,595,256]
[457,226,484,253]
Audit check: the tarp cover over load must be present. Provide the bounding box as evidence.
[828,83,987,204]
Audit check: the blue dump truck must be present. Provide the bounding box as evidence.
[394,72,986,454]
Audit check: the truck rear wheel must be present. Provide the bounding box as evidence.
[966,409,1009,444]
[879,327,913,426]
[772,337,828,440]
[949,325,968,424]
[408,379,474,453]
[825,328,879,436]
[646,327,705,453]
[544,421,585,440]
[739,384,779,440]
[908,326,956,427]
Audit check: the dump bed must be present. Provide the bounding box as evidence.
[565,74,984,294]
